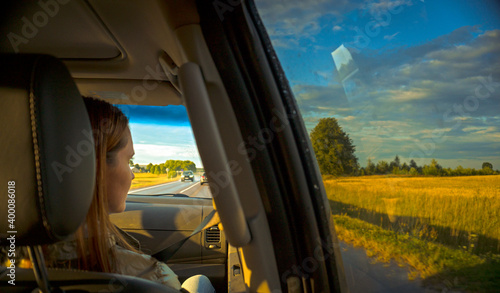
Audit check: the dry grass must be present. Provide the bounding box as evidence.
[325,175,500,244]
[326,175,500,291]
[130,173,178,190]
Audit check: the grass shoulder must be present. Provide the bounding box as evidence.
[333,215,499,292]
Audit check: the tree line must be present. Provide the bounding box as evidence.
[310,117,498,177]
[361,156,497,176]
[129,159,197,177]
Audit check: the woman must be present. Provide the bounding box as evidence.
[45,97,214,292]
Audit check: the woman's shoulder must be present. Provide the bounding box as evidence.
[43,234,181,290]
[114,245,181,290]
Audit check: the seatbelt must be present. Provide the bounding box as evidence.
[152,209,219,261]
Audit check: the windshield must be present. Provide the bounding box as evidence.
[255,0,500,292]
[117,104,210,199]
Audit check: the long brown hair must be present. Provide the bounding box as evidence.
[77,97,137,272]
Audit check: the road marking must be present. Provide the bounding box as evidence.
[129,181,179,193]
[180,182,200,194]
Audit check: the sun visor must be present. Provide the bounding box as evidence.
[75,78,182,106]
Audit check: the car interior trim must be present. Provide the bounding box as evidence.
[179,61,251,248]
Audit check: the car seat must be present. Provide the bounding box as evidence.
[0,54,178,293]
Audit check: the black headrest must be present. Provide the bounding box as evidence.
[0,54,95,246]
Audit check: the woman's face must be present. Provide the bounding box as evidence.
[105,129,135,214]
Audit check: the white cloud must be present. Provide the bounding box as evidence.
[254,0,353,48]
[133,144,201,167]
[314,70,333,81]
[128,123,202,166]
[341,115,356,121]
[385,89,430,102]
[363,0,413,15]
[384,32,399,40]
[462,126,497,134]
[270,38,299,49]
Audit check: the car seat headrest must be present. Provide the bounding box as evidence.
[0,54,95,246]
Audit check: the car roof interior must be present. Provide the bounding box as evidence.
[0,0,205,106]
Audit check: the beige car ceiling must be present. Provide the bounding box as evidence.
[0,0,202,106]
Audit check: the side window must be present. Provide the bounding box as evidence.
[255,0,499,292]
[116,104,212,198]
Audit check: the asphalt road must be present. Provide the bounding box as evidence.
[129,175,213,198]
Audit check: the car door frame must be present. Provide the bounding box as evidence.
[192,0,348,291]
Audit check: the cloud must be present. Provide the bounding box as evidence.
[255,0,499,168]
[255,0,357,48]
[384,32,399,40]
[384,88,430,102]
[362,0,414,15]
[314,70,334,81]
[353,28,500,116]
[341,115,356,121]
[133,143,201,166]
[298,28,499,167]
[462,126,496,133]
[129,123,201,166]
[426,30,500,62]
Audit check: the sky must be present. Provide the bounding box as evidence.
[124,0,499,170]
[255,0,500,169]
[117,105,201,167]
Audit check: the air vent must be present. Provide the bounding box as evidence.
[206,226,221,245]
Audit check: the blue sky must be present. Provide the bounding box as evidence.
[117,105,201,167]
[255,0,500,169]
[124,0,499,170]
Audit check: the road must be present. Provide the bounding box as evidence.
[129,175,213,198]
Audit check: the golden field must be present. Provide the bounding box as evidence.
[130,173,179,190]
[325,175,500,291]
[325,175,500,252]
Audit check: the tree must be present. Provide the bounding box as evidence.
[310,117,359,176]
[366,158,376,175]
[409,159,422,174]
[159,163,166,174]
[376,160,389,174]
[164,160,197,172]
[422,159,442,176]
[389,155,401,171]
[482,162,493,170]
[129,159,134,167]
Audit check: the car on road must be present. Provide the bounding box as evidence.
[200,173,208,185]
[181,171,194,182]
